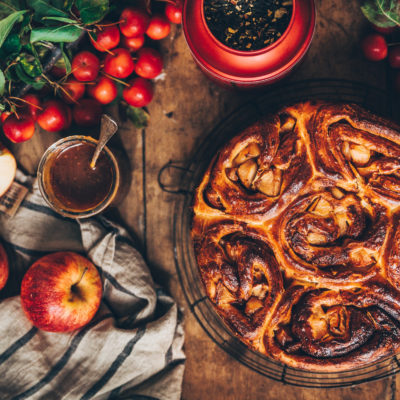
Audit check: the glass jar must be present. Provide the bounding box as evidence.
[37,135,120,219]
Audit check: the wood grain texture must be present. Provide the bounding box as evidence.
[129,0,394,398]
[8,0,396,398]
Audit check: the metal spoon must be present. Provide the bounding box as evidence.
[90,114,118,169]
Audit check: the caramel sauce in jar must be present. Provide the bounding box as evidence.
[38,136,120,218]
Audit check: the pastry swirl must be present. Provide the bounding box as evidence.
[264,281,400,371]
[192,101,400,370]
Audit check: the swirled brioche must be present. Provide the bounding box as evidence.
[191,101,400,371]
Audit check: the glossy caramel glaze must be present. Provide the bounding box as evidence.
[49,142,114,212]
[191,101,400,371]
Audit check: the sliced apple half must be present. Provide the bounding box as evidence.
[0,143,17,197]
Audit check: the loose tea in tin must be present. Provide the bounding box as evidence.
[204,0,293,51]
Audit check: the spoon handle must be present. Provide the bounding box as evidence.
[90,114,118,169]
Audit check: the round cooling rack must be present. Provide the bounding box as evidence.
[163,79,400,388]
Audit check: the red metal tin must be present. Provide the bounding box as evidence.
[183,0,315,88]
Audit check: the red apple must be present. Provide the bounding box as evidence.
[0,242,9,291]
[119,7,150,38]
[0,111,11,123]
[123,77,153,107]
[135,48,163,79]
[71,51,100,82]
[73,99,102,127]
[3,113,35,143]
[104,48,135,79]
[22,94,41,121]
[61,78,86,104]
[88,76,117,104]
[37,100,69,132]
[90,24,120,52]
[121,35,145,52]
[21,252,102,332]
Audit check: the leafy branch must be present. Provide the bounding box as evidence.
[0,0,109,105]
[361,0,400,28]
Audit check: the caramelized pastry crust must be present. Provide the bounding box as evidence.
[191,101,400,371]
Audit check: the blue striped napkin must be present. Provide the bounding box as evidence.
[0,175,185,400]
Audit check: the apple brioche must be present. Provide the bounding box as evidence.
[191,101,400,371]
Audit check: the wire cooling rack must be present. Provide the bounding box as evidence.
[161,79,400,388]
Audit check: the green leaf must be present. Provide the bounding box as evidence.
[127,106,150,128]
[75,0,109,25]
[0,69,5,96]
[31,79,46,90]
[0,0,21,18]
[1,32,22,55]
[15,63,37,84]
[30,24,82,43]
[20,53,42,78]
[42,16,77,24]
[52,0,74,11]
[60,42,71,74]
[361,0,400,28]
[0,10,27,48]
[26,0,68,20]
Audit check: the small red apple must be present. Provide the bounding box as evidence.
[88,76,118,104]
[0,111,11,123]
[73,99,102,127]
[123,77,154,107]
[0,242,9,291]
[90,24,120,52]
[119,7,150,38]
[135,48,163,79]
[21,252,102,332]
[121,35,145,52]
[22,94,41,121]
[104,48,135,79]
[71,51,100,82]
[37,100,69,132]
[61,78,86,104]
[3,113,35,143]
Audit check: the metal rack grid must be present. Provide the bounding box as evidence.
[165,79,400,388]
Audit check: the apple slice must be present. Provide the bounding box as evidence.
[0,143,16,197]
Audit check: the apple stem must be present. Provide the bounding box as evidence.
[102,72,130,87]
[95,20,125,29]
[9,96,44,111]
[75,267,88,287]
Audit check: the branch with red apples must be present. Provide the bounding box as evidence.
[0,0,183,145]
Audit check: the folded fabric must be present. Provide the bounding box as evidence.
[0,176,185,400]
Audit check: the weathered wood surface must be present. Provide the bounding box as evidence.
[11,0,399,398]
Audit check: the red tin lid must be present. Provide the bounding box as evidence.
[183,0,315,86]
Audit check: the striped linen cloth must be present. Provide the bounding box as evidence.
[0,173,185,400]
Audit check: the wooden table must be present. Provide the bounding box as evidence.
[12,0,400,399]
